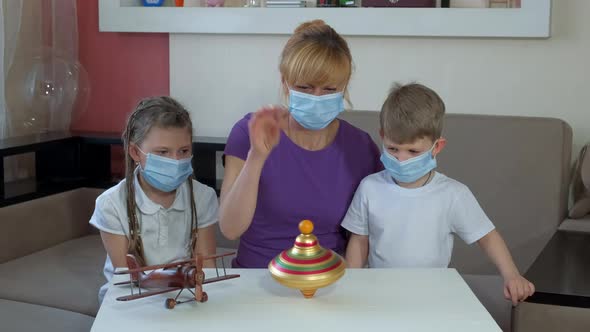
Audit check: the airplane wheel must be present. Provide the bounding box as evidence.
[165,298,176,309]
[200,292,208,303]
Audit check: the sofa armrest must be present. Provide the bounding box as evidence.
[0,188,103,263]
[558,216,590,233]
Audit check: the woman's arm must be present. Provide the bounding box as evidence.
[99,231,129,268]
[219,108,281,240]
[219,155,266,240]
[194,224,217,268]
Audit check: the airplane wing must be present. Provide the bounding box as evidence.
[114,259,194,275]
[113,280,134,286]
[114,252,236,276]
[203,274,240,284]
[202,252,236,261]
[116,287,182,301]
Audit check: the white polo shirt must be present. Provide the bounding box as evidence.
[341,171,495,269]
[89,170,218,303]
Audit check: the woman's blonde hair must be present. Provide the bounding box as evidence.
[280,20,353,102]
[121,96,198,266]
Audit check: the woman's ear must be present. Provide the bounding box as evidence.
[432,137,447,157]
[281,76,289,95]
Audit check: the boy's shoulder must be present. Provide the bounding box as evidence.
[432,173,472,196]
[357,170,392,190]
[357,171,472,194]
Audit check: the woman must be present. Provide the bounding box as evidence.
[220,20,381,268]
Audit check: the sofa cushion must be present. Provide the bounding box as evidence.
[0,299,94,332]
[0,235,106,317]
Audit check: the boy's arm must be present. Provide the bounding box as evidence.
[477,229,535,306]
[345,234,369,268]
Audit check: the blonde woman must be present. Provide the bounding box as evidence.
[220,20,381,268]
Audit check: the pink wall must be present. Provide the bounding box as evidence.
[72,0,170,133]
[73,0,170,177]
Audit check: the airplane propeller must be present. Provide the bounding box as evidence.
[194,254,208,303]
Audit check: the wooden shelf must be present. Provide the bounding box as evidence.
[99,0,551,37]
[0,131,227,207]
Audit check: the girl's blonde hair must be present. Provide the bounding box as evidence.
[121,96,198,266]
[280,20,353,103]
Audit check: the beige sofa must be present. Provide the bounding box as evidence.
[0,112,572,331]
[0,188,105,331]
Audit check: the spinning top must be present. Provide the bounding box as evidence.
[268,220,345,298]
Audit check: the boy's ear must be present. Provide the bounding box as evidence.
[433,137,447,157]
[379,129,384,140]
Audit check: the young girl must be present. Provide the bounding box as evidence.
[90,96,218,303]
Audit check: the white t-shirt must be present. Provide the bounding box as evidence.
[341,170,495,269]
[89,170,219,303]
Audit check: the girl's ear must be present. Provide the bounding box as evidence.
[129,143,142,164]
[432,137,447,157]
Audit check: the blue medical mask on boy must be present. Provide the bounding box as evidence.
[380,142,437,184]
[288,89,345,130]
[137,148,193,192]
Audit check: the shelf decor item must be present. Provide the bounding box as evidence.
[317,0,338,7]
[142,0,165,6]
[362,0,435,8]
[207,0,225,7]
[268,220,346,299]
[267,0,306,7]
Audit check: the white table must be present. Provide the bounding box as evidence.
[91,268,500,332]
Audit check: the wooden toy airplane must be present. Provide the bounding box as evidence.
[113,252,239,309]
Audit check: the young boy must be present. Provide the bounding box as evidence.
[342,83,534,306]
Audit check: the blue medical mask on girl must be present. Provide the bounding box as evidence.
[288,88,345,130]
[380,141,438,184]
[137,147,193,192]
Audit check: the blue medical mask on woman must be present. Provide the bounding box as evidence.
[288,89,345,130]
[137,148,193,192]
[380,142,437,184]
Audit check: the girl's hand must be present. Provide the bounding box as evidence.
[248,106,282,160]
[504,274,535,306]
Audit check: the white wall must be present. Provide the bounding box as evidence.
[171,0,590,154]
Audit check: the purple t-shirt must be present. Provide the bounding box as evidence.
[224,113,381,268]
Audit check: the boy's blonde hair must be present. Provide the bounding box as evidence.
[380,83,445,144]
[279,20,352,101]
[122,96,198,266]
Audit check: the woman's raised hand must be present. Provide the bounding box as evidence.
[248,105,283,159]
